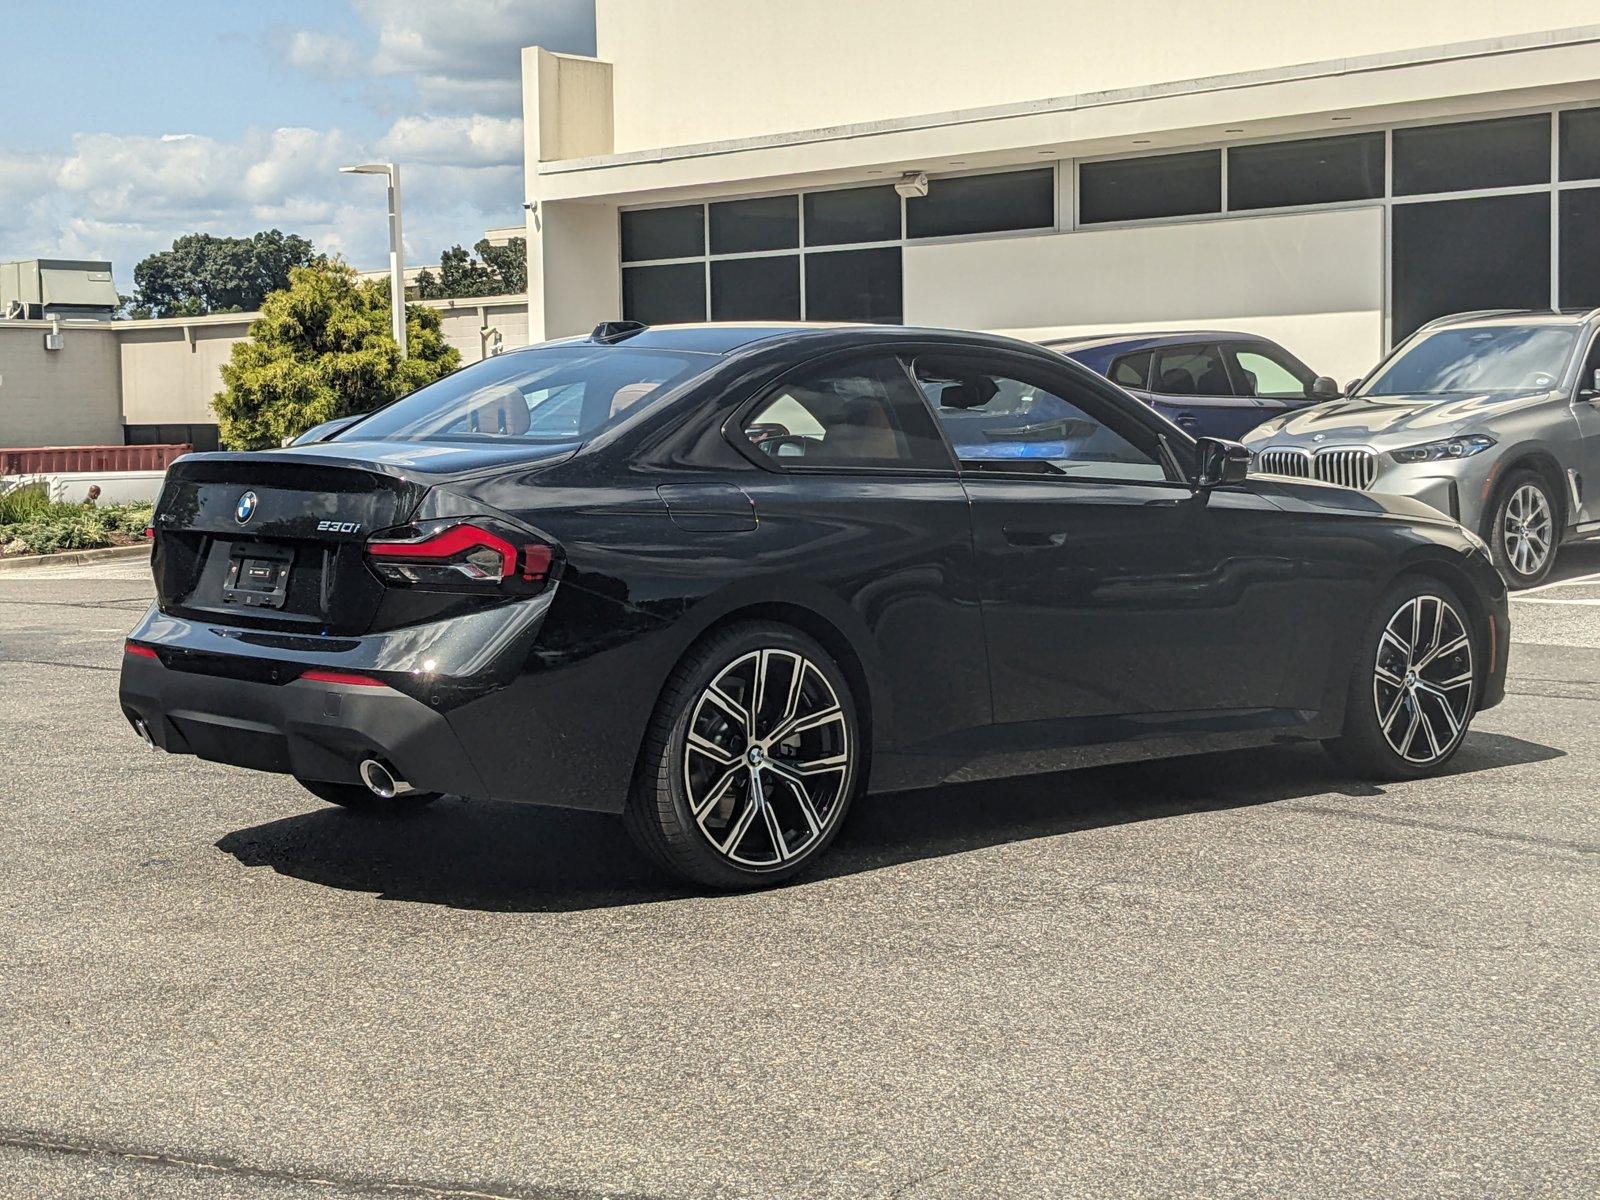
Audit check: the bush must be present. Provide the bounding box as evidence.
[213,261,460,449]
[0,499,153,557]
[0,483,51,524]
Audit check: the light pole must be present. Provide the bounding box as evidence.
[340,162,407,356]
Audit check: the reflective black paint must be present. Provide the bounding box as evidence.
[122,325,1510,814]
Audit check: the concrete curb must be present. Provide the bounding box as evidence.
[0,542,153,573]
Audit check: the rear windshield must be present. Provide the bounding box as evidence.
[345,345,712,443]
[1362,326,1579,396]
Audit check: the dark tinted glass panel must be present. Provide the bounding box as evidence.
[1228,133,1384,210]
[804,185,901,246]
[622,263,705,324]
[1152,345,1234,396]
[1392,115,1550,196]
[804,248,903,323]
[710,255,800,320]
[709,195,799,255]
[906,169,1054,239]
[1391,194,1549,342]
[1560,107,1600,181]
[620,205,703,262]
[1559,188,1600,308]
[1079,150,1221,224]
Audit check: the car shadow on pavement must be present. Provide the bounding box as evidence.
[215,730,1562,913]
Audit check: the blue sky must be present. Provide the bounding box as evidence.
[0,0,596,287]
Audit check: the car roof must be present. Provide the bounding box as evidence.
[539,321,1073,358]
[1043,330,1275,354]
[1417,307,1600,331]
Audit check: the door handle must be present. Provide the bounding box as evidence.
[1003,528,1068,547]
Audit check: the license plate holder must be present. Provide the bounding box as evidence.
[222,542,293,609]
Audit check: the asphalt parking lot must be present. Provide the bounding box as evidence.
[2,549,1596,1199]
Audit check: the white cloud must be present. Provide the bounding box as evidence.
[378,114,523,167]
[0,126,523,287]
[1,2,586,289]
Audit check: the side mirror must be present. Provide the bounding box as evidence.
[1582,366,1600,399]
[1194,437,1251,489]
[1310,375,1342,401]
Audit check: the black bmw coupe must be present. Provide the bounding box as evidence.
[121,322,1509,888]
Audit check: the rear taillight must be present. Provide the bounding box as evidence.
[365,521,553,589]
[299,669,388,687]
[124,641,159,660]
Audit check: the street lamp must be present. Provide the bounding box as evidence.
[340,162,406,356]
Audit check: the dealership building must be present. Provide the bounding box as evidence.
[519,2,1600,382]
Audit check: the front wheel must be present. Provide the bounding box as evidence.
[1324,579,1479,780]
[625,622,862,889]
[1488,469,1558,589]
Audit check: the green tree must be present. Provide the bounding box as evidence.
[414,236,527,298]
[212,262,459,450]
[125,230,319,318]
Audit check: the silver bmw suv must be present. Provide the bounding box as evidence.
[1243,308,1600,588]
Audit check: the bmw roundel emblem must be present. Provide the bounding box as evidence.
[235,491,258,525]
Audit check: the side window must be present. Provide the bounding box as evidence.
[1109,351,1152,390]
[1229,345,1312,399]
[741,355,953,470]
[911,354,1171,483]
[1152,345,1234,396]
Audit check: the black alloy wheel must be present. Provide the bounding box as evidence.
[1325,577,1478,780]
[625,622,862,889]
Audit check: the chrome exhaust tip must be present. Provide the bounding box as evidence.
[132,718,155,750]
[358,758,413,799]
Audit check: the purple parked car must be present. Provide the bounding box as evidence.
[1045,331,1342,441]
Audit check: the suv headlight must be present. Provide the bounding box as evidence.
[1390,435,1495,464]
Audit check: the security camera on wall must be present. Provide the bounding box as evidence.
[894,171,929,199]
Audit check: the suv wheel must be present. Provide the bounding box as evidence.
[1324,578,1478,780]
[625,622,862,889]
[1488,469,1557,588]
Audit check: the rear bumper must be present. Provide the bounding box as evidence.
[120,651,488,795]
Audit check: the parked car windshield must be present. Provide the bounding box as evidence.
[1361,326,1579,396]
[345,345,711,443]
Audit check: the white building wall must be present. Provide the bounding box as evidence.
[595,0,1600,153]
[904,208,1386,382]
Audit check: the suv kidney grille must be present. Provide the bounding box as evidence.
[1253,446,1377,490]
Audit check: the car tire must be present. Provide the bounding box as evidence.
[1323,577,1479,781]
[1486,468,1558,589]
[296,777,441,814]
[624,621,863,890]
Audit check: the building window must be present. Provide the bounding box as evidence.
[1391,193,1550,341]
[620,205,703,262]
[622,263,706,324]
[1078,150,1221,224]
[1559,188,1600,309]
[710,195,798,255]
[125,423,220,452]
[804,185,901,246]
[905,168,1054,239]
[1392,114,1550,196]
[1228,133,1384,210]
[805,247,903,323]
[1560,108,1600,181]
[711,255,800,320]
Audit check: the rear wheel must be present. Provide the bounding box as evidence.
[296,777,440,814]
[1324,578,1478,780]
[1487,469,1558,589]
[625,622,862,889]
